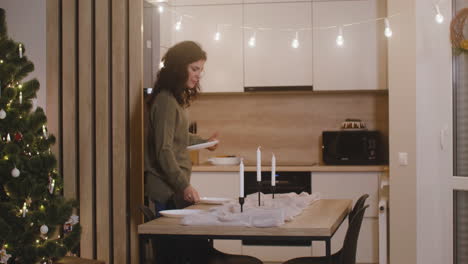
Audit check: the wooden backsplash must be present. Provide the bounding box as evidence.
[188,92,388,166]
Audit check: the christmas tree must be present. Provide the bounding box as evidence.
[0,8,81,264]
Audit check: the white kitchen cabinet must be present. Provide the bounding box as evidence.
[312,0,387,91]
[243,2,313,88]
[311,171,381,263]
[173,0,242,5]
[190,172,242,254]
[312,218,379,263]
[173,5,244,93]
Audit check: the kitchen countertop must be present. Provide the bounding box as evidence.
[192,163,388,172]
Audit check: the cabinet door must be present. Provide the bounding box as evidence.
[311,172,379,217]
[173,5,244,93]
[243,2,313,87]
[190,172,241,254]
[190,172,240,198]
[312,0,387,90]
[312,218,379,263]
[311,172,380,263]
[173,0,242,5]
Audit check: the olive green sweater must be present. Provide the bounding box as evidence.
[144,90,206,204]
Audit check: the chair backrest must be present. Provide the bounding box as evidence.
[348,194,369,223]
[139,205,156,222]
[340,204,369,264]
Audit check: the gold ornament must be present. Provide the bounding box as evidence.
[461,40,468,50]
[451,8,468,54]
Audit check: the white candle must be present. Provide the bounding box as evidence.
[19,44,23,58]
[19,91,22,104]
[256,146,261,182]
[6,133,10,142]
[271,154,276,186]
[239,158,244,197]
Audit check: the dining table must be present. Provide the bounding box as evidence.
[138,199,352,264]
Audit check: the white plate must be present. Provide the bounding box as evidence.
[187,140,219,151]
[208,156,240,165]
[199,197,232,204]
[159,209,204,218]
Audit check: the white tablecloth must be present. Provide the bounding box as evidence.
[181,192,321,228]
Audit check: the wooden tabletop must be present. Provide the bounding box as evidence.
[138,199,352,238]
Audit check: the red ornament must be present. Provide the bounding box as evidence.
[14,132,23,141]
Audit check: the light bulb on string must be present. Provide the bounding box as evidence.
[434,4,444,24]
[384,18,392,38]
[291,31,299,49]
[158,5,164,14]
[214,25,221,41]
[175,17,182,31]
[336,26,344,47]
[248,32,256,48]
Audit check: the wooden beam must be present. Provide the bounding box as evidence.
[95,0,111,262]
[46,0,60,165]
[112,0,129,263]
[78,0,95,258]
[128,0,144,262]
[61,0,77,201]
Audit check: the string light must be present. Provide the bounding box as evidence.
[248,32,256,48]
[291,31,299,49]
[434,4,444,24]
[336,26,344,47]
[175,17,182,31]
[214,24,221,41]
[384,18,392,38]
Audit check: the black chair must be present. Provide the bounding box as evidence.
[348,194,369,224]
[139,205,263,264]
[282,205,369,264]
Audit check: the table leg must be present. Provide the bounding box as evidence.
[326,238,331,264]
[139,235,146,264]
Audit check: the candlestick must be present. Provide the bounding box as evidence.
[239,197,245,213]
[256,146,261,182]
[257,181,261,206]
[239,158,244,198]
[271,153,276,187]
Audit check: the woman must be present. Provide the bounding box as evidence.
[145,40,218,214]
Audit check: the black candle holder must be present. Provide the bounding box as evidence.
[257,181,262,206]
[239,197,245,212]
[271,186,276,199]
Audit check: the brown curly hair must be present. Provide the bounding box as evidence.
[146,41,207,109]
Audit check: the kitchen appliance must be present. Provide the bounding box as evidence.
[242,171,311,246]
[322,130,385,165]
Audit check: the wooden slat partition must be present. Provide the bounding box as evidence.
[78,0,94,258]
[111,0,129,263]
[95,0,111,262]
[46,0,143,263]
[61,0,78,201]
[128,0,144,262]
[46,0,60,166]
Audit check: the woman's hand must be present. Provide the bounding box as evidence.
[207,132,219,151]
[183,185,200,203]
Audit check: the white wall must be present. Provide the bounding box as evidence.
[1,0,46,111]
[415,1,452,264]
[388,0,452,263]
